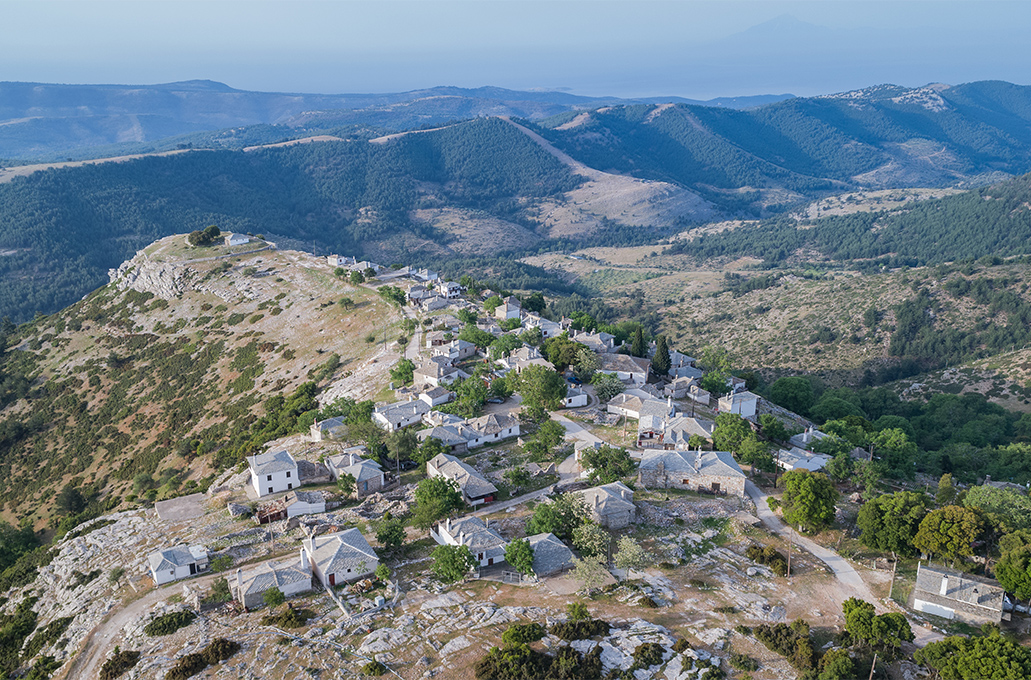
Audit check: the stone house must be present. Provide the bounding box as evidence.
[247,449,299,498]
[637,449,746,497]
[327,254,355,267]
[232,553,313,609]
[303,528,379,588]
[562,387,588,408]
[426,452,498,506]
[432,339,476,363]
[148,545,209,585]
[578,482,636,529]
[438,280,463,298]
[414,360,461,388]
[527,533,575,577]
[495,296,522,320]
[572,331,617,353]
[776,448,831,472]
[913,564,1005,625]
[283,490,326,518]
[372,398,430,431]
[432,516,507,568]
[523,314,563,339]
[326,449,385,497]
[607,391,674,421]
[419,386,455,407]
[597,354,650,386]
[310,416,347,442]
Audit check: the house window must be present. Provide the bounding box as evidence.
[286,471,291,478]
[267,474,272,481]
[347,568,351,573]
[363,481,369,492]
[478,553,483,561]
[288,483,293,490]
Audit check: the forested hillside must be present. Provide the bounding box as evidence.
[537,81,1031,214]
[667,173,1031,265]
[0,118,581,321]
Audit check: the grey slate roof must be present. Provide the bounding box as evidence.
[578,482,635,516]
[237,558,311,596]
[248,449,297,476]
[639,449,744,479]
[148,545,206,573]
[443,516,507,551]
[337,457,384,483]
[599,353,650,375]
[428,453,498,499]
[466,413,519,436]
[527,533,575,576]
[283,490,324,507]
[914,563,1005,616]
[305,528,378,576]
[374,399,430,425]
[664,416,714,446]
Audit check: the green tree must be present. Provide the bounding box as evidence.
[505,538,535,576]
[823,455,853,482]
[337,472,357,497]
[338,296,355,310]
[713,412,752,453]
[936,473,958,506]
[431,544,477,583]
[613,536,651,573]
[769,377,815,416]
[349,270,365,285]
[758,414,789,443]
[779,470,839,534]
[652,335,671,376]
[489,375,513,401]
[376,512,406,551]
[868,428,918,478]
[572,521,609,558]
[817,648,855,680]
[913,505,985,563]
[457,308,478,324]
[842,597,913,653]
[570,554,608,592]
[590,372,624,403]
[386,427,418,472]
[412,477,465,528]
[914,628,1031,680]
[542,334,584,372]
[375,563,390,582]
[580,445,636,484]
[415,435,445,466]
[963,485,1031,532]
[630,328,646,358]
[488,333,523,359]
[458,324,496,349]
[572,346,600,383]
[687,434,707,450]
[56,484,86,516]
[515,364,567,421]
[389,359,415,385]
[995,544,1031,600]
[856,491,930,557]
[525,493,589,540]
[483,295,503,315]
[263,587,285,607]
[519,326,543,347]
[738,435,774,473]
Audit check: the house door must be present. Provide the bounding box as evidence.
[711,482,721,493]
[329,573,336,586]
[189,563,197,575]
[488,558,494,566]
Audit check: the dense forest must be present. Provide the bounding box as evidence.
[0,118,581,321]
[668,173,1031,265]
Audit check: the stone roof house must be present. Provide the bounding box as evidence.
[913,564,1005,625]
[326,449,385,497]
[224,233,250,246]
[426,452,498,506]
[419,386,455,407]
[417,413,520,455]
[372,398,430,431]
[247,449,299,498]
[432,516,507,567]
[495,296,522,320]
[776,447,831,472]
[148,545,209,585]
[232,553,313,609]
[310,416,347,442]
[303,528,379,588]
[718,391,759,418]
[607,391,674,421]
[638,449,746,497]
[597,354,650,386]
[527,533,575,577]
[283,490,327,518]
[578,482,636,529]
[414,360,461,388]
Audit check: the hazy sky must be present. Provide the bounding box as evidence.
[1,1,1028,98]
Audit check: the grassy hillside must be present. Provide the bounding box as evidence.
[0,117,581,322]
[0,236,403,528]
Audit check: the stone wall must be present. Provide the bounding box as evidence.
[639,469,745,498]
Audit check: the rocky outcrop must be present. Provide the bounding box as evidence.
[109,253,189,299]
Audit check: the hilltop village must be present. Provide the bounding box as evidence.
[3,236,1030,680]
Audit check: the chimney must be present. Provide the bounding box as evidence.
[940,574,949,596]
[459,531,466,544]
[236,568,243,594]
[300,547,309,572]
[484,518,489,530]
[803,427,811,444]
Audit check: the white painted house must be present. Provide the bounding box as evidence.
[372,398,430,431]
[562,387,588,408]
[247,449,299,497]
[148,545,209,585]
[303,528,379,588]
[224,233,250,246]
[718,391,759,418]
[432,516,506,568]
[283,490,326,518]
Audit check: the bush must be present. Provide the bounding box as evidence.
[729,653,759,671]
[100,650,141,680]
[144,610,196,636]
[502,622,546,646]
[638,596,658,608]
[165,653,207,680]
[200,638,240,665]
[262,587,285,608]
[550,618,610,641]
[632,642,665,669]
[755,621,815,671]
[672,638,691,653]
[746,545,789,576]
[260,606,313,629]
[361,660,387,676]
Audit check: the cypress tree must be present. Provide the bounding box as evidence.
[631,328,646,358]
[653,335,671,375]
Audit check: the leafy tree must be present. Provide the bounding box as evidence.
[572,346,600,383]
[263,587,285,607]
[415,435,445,466]
[590,372,624,403]
[613,536,651,573]
[823,455,853,482]
[349,269,365,285]
[376,512,406,551]
[652,335,671,376]
[869,428,918,478]
[412,477,465,528]
[542,334,584,372]
[457,308,478,324]
[913,505,985,562]
[769,376,816,416]
[758,414,789,443]
[504,466,531,490]
[505,538,535,576]
[459,324,496,349]
[483,295,503,315]
[525,493,589,540]
[712,412,752,453]
[56,484,86,516]
[522,292,546,314]
[489,375,513,401]
[389,359,415,385]
[337,472,357,497]
[0,522,38,573]
[778,470,839,534]
[572,522,609,558]
[995,544,1031,600]
[963,485,1031,532]
[700,371,729,398]
[519,326,543,347]
[914,628,1031,680]
[842,598,913,652]
[570,554,608,592]
[580,445,636,484]
[856,491,930,557]
[687,434,707,450]
[338,296,355,310]
[936,473,958,506]
[630,328,646,358]
[431,544,477,583]
[386,427,418,472]
[515,364,567,421]
[738,435,774,472]
[488,334,523,359]
[375,563,390,582]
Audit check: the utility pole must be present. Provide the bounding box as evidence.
[787,527,792,579]
[888,551,897,602]
[867,652,878,680]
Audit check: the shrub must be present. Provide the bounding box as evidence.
[144,610,196,636]
[99,650,141,680]
[746,545,788,576]
[200,638,240,665]
[209,554,233,572]
[361,660,387,676]
[672,638,691,653]
[729,653,759,671]
[262,587,285,608]
[754,621,815,671]
[550,618,610,641]
[632,642,665,669]
[638,596,658,608]
[502,622,546,646]
[165,653,206,680]
[260,606,313,629]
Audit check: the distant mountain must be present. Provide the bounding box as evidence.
[0,81,793,161]
[534,80,1031,212]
